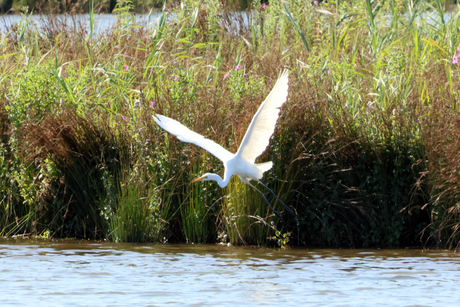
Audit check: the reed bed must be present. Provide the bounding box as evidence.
[1,0,460,248]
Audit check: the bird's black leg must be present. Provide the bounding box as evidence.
[256,180,301,246]
[256,181,297,218]
[246,181,284,223]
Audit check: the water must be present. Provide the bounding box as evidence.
[1,9,454,38]
[0,239,459,306]
[0,12,253,37]
[0,13,163,36]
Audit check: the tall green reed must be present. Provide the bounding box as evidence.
[110,166,171,243]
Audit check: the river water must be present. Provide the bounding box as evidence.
[0,239,459,306]
[0,13,162,35]
[0,8,454,37]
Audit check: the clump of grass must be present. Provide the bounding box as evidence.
[422,99,460,249]
[110,166,171,243]
[0,99,30,237]
[220,177,278,246]
[16,109,123,238]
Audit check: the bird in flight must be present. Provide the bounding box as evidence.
[153,70,296,221]
[153,69,289,187]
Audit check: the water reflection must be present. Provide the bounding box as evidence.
[0,239,459,306]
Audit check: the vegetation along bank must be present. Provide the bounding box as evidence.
[1,0,460,249]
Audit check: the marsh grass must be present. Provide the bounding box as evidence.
[1,0,460,248]
[221,177,278,245]
[111,167,170,242]
[179,164,220,243]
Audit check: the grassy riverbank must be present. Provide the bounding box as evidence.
[1,0,460,248]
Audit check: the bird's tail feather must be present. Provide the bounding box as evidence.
[255,161,273,179]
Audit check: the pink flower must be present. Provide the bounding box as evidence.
[123,65,129,71]
[262,3,266,9]
[124,51,128,55]
[453,58,458,65]
[327,70,331,74]
[457,46,460,52]
[354,63,357,68]
[151,100,155,107]
[313,0,318,4]
[173,61,176,64]
[173,76,178,82]
[255,74,258,77]
[224,73,230,79]
[116,45,120,49]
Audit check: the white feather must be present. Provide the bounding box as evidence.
[236,69,289,162]
[153,115,234,162]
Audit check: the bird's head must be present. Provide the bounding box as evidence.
[191,173,214,183]
[191,173,226,188]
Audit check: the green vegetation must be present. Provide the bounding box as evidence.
[1,0,460,249]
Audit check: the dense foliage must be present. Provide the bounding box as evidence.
[1,0,460,248]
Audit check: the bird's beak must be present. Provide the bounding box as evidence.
[191,177,204,183]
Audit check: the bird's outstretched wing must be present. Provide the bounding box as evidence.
[236,69,289,163]
[153,115,234,162]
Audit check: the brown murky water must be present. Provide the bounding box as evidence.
[0,239,459,306]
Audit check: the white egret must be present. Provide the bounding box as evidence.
[153,69,296,220]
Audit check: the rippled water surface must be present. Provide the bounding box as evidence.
[1,239,459,306]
